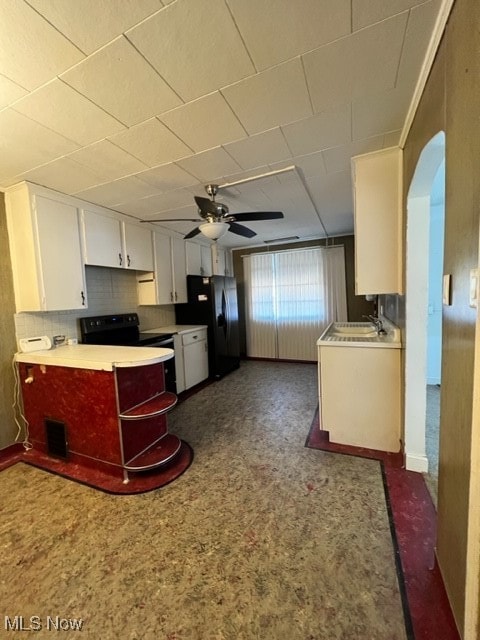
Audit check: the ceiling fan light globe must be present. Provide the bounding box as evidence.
[199,222,229,240]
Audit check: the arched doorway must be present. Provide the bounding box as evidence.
[404,131,445,479]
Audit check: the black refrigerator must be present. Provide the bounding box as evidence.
[175,275,240,379]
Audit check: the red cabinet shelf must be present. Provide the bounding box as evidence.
[119,391,177,419]
[124,433,182,470]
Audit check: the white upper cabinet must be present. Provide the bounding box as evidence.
[201,244,213,276]
[5,183,87,312]
[352,147,403,295]
[123,222,153,271]
[186,240,202,275]
[81,208,123,268]
[171,237,187,303]
[81,209,153,271]
[137,232,187,305]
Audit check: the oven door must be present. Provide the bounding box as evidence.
[147,337,176,394]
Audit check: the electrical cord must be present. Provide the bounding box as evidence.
[11,356,32,451]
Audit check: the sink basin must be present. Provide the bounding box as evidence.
[317,319,401,348]
[332,326,377,336]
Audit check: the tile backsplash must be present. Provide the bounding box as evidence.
[14,266,175,345]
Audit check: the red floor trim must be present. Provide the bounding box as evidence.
[306,407,460,640]
[0,443,193,494]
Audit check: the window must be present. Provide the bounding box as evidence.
[244,247,347,361]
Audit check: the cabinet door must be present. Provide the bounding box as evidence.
[124,222,154,271]
[172,237,187,303]
[184,340,209,389]
[201,244,212,276]
[35,195,87,311]
[82,209,123,268]
[154,232,174,304]
[352,147,402,295]
[185,241,202,275]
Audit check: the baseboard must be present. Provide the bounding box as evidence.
[406,453,429,473]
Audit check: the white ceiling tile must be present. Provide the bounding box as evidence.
[135,163,199,191]
[0,109,78,182]
[0,1,84,90]
[159,92,246,152]
[322,135,385,174]
[13,79,125,146]
[352,86,412,140]
[222,59,313,134]
[28,0,162,55]
[396,0,442,88]
[126,0,255,101]
[177,148,242,183]
[224,128,292,171]
[109,118,192,166]
[281,104,351,157]
[269,151,327,180]
[74,176,161,207]
[352,0,425,30]
[67,140,148,181]
[61,36,181,126]
[18,157,108,194]
[303,13,408,113]
[115,189,195,216]
[226,0,351,71]
[305,171,354,230]
[0,74,28,109]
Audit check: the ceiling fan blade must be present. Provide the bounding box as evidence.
[141,218,200,223]
[194,195,219,216]
[184,227,202,239]
[231,211,284,221]
[228,221,257,238]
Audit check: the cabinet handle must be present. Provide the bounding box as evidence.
[192,335,198,340]
[119,253,123,266]
[81,291,85,306]
[175,291,178,301]
[127,254,131,267]
[170,291,174,302]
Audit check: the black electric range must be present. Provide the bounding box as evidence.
[79,313,176,392]
[80,313,173,346]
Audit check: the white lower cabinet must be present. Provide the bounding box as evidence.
[6,183,87,312]
[175,329,208,392]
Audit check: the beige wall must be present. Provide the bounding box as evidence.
[0,192,19,449]
[232,235,374,357]
[386,0,480,634]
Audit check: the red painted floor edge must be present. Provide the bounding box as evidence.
[306,409,460,640]
[385,467,459,639]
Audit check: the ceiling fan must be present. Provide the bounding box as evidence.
[142,184,284,241]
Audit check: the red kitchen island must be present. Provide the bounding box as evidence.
[15,344,192,493]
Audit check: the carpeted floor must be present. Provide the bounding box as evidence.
[0,361,408,639]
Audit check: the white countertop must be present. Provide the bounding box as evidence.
[142,324,208,335]
[15,344,174,371]
[317,320,402,349]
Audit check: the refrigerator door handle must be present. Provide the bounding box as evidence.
[219,289,228,338]
[224,288,231,342]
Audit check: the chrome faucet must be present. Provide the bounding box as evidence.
[363,314,387,336]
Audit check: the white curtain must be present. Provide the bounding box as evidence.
[244,246,347,361]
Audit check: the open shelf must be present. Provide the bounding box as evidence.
[119,392,177,419]
[124,433,182,471]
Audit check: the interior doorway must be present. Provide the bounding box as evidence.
[404,131,445,489]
